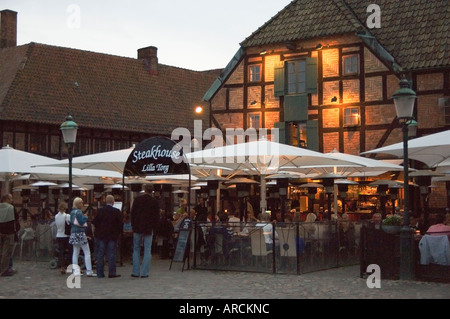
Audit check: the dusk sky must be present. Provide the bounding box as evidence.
[1,0,293,71]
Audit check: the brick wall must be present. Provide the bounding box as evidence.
[227,60,244,85]
[343,131,360,155]
[229,88,244,110]
[323,109,340,128]
[366,104,397,125]
[417,94,444,128]
[248,86,262,109]
[323,132,339,153]
[265,112,280,130]
[365,76,383,102]
[417,73,444,91]
[211,88,226,111]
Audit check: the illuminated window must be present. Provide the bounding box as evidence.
[287,60,306,94]
[344,108,360,126]
[248,113,261,130]
[343,55,359,75]
[288,122,307,148]
[249,65,261,82]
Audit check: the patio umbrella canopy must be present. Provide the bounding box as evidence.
[36,146,135,174]
[0,145,62,194]
[186,139,361,214]
[299,149,406,176]
[362,130,450,168]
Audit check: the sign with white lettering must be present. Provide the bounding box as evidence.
[124,137,189,177]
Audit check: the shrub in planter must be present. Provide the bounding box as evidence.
[382,215,402,234]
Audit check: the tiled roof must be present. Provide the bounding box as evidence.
[241,0,449,71]
[0,43,218,135]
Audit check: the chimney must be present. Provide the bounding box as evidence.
[138,46,158,75]
[0,10,17,49]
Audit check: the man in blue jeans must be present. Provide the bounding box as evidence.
[92,195,123,278]
[130,184,160,278]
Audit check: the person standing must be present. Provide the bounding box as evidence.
[69,197,95,277]
[0,194,16,277]
[55,202,71,275]
[92,195,123,278]
[130,184,160,278]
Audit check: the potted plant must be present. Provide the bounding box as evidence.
[382,215,403,234]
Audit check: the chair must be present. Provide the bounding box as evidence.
[20,228,36,260]
[250,228,273,267]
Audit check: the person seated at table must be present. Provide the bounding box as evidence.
[239,211,260,235]
[372,212,382,229]
[227,211,241,235]
[304,212,317,239]
[338,213,356,250]
[255,212,279,252]
[426,214,450,237]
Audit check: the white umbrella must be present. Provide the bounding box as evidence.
[0,145,61,194]
[299,149,406,176]
[361,129,450,168]
[186,139,360,214]
[36,146,135,174]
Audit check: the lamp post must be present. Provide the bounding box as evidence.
[60,115,78,209]
[392,76,416,280]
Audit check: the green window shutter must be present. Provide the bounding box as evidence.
[306,57,318,94]
[284,94,308,122]
[274,122,287,144]
[306,120,319,151]
[274,62,286,97]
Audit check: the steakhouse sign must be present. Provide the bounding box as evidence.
[123,137,190,177]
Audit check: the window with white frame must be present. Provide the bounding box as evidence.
[249,65,262,82]
[287,60,307,94]
[248,113,261,130]
[344,108,360,126]
[343,55,359,75]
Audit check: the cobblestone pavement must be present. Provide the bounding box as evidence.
[0,257,449,300]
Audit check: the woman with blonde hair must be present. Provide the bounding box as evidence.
[68,197,95,277]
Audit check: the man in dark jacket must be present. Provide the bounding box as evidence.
[0,194,16,276]
[130,184,160,278]
[92,195,123,278]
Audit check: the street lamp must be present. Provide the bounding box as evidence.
[392,75,416,280]
[60,115,78,209]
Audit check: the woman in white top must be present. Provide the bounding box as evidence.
[54,202,71,274]
[255,213,279,251]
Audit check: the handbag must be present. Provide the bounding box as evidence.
[64,220,71,236]
[73,215,88,228]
